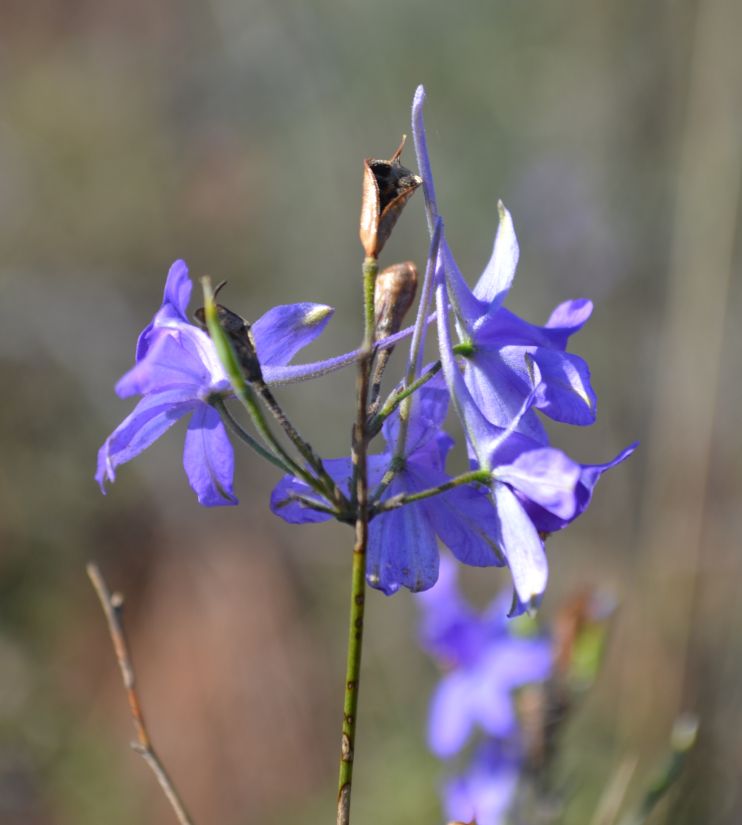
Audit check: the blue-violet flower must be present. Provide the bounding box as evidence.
[96,260,334,506]
[271,377,505,595]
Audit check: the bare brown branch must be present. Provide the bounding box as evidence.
[86,562,197,825]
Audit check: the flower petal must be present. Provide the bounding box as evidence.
[411,85,440,231]
[251,303,334,367]
[136,260,192,361]
[491,482,548,615]
[427,670,476,757]
[472,201,520,311]
[96,389,196,491]
[480,637,553,690]
[416,555,484,666]
[381,371,450,456]
[416,469,505,568]
[528,347,596,425]
[444,743,520,825]
[367,478,440,595]
[442,239,489,330]
[545,298,593,347]
[496,447,580,519]
[464,348,548,443]
[436,275,499,468]
[117,331,209,398]
[525,442,638,533]
[270,457,353,524]
[182,404,238,506]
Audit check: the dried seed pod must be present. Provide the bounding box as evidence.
[194,282,263,383]
[359,136,422,259]
[374,260,418,340]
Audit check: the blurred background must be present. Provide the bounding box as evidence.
[1,0,740,823]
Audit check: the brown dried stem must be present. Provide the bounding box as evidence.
[86,562,196,825]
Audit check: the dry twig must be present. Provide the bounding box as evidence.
[86,562,196,825]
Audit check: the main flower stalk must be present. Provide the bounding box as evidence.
[336,256,377,825]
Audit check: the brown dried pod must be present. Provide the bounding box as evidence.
[359,135,422,258]
[374,260,418,340]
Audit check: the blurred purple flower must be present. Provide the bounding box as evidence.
[271,377,504,595]
[417,556,552,758]
[97,260,334,506]
[412,86,596,444]
[443,741,521,825]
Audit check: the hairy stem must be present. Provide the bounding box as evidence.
[372,468,491,515]
[255,381,348,508]
[336,257,377,825]
[212,397,294,474]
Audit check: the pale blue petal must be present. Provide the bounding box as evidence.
[480,637,553,689]
[116,330,211,398]
[491,482,548,615]
[183,404,238,506]
[427,670,476,757]
[436,275,498,468]
[415,467,505,568]
[545,298,594,347]
[411,84,439,232]
[416,555,484,666]
[442,238,489,330]
[496,447,580,519]
[270,457,353,524]
[529,347,596,425]
[472,201,520,311]
[136,260,191,361]
[252,303,334,367]
[471,665,518,738]
[525,442,637,533]
[381,371,449,456]
[464,348,548,443]
[96,389,196,491]
[367,478,440,595]
[444,743,520,825]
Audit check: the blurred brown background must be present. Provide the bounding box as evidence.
[1,1,740,823]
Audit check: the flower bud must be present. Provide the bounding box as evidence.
[374,261,418,340]
[360,136,422,259]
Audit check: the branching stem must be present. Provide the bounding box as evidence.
[372,468,491,515]
[86,563,196,825]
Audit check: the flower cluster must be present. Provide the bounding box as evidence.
[417,556,552,825]
[269,86,635,612]
[97,86,635,615]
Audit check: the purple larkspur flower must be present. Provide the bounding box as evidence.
[435,266,581,614]
[96,260,334,506]
[418,556,552,757]
[435,270,635,611]
[412,86,596,443]
[443,741,521,825]
[271,377,504,595]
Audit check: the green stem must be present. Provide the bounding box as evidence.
[362,257,377,344]
[372,468,492,515]
[336,506,368,825]
[212,397,294,474]
[369,361,441,437]
[201,277,322,493]
[255,382,348,508]
[337,257,377,825]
